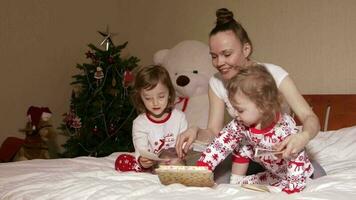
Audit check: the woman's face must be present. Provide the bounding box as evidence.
[209,31,251,80]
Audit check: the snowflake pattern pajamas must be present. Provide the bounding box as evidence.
[197,113,314,194]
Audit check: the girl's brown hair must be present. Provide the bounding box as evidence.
[210,8,253,57]
[226,64,281,123]
[131,65,176,114]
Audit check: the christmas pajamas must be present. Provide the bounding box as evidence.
[197,113,314,194]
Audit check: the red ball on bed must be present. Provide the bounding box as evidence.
[115,154,137,172]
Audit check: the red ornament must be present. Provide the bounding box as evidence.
[85,51,94,58]
[115,154,137,172]
[71,116,82,129]
[123,70,134,87]
[108,56,114,64]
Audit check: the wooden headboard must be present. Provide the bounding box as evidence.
[300,95,356,131]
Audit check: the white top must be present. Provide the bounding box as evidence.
[209,63,288,117]
[132,108,188,159]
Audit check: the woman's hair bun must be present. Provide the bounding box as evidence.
[216,8,234,25]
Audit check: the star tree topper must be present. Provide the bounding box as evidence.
[98,25,117,50]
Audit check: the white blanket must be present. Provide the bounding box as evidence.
[1,126,356,199]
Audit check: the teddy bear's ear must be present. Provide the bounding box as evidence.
[153,49,169,65]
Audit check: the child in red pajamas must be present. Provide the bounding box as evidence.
[197,64,314,194]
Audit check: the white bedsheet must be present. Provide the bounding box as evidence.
[1,126,356,200]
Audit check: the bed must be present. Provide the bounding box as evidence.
[1,94,356,199]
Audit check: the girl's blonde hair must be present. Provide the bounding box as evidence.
[131,65,176,114]
[226,64,282,122]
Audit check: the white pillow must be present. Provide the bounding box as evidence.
[306,126,356,171]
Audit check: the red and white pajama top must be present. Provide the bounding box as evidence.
[197,113,314,194]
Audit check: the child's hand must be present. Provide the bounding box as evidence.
[139,156,155,169]
[176,127,198,158]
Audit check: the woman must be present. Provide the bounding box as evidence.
[176,8,321,179]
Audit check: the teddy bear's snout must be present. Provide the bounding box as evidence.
[176,75,190,87]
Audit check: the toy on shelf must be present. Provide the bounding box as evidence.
[13,106,57,161]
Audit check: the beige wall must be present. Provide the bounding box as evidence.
[1,0,355,148]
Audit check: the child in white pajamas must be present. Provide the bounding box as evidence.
[115,65,187,172]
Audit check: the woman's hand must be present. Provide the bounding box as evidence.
[138,156,155,169]
[274,131,310,159]
[196,128,216,143]
[277,76,320,159]
[175,127,198,158]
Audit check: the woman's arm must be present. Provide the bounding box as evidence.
[276,76,320,158]
[176,87,226,158]
[206,86,226,135]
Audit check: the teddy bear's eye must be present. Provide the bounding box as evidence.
[193,70,198,74]
[174,73,178,76]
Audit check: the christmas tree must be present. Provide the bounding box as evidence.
[60,28,139,158]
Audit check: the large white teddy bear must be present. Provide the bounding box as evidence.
[153,40,217,129]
